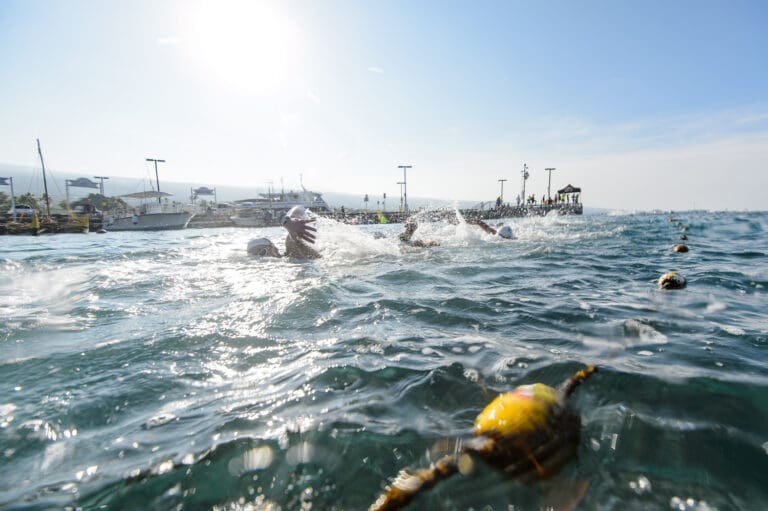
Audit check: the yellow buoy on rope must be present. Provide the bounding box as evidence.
[658,272,687,289]
[369,366,597,511]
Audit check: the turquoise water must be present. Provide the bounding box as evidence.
[1,211,767,510]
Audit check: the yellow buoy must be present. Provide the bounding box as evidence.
[658,272,686,289]
[369,366,597,511]
[474,383,558,437]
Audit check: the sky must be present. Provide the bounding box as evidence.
[1,0,767,211]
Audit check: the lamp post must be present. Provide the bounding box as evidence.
[398,165,412,214]
[545,167,556,200]
[94,176,109,196]
[498,178,507,206]
[145,158,166,204]
[521,163,529,205]
[0,176,16,220]
[397,181,404,213]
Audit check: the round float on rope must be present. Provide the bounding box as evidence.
[369,366,597,511]
[658,272,686,289]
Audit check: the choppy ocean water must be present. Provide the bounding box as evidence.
[1,211,767,511]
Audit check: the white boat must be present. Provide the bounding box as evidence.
[102,191,194,231]
[231,187,331,227]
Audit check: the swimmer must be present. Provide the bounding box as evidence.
[398,220,440,247]
[247,237,281,257]
[399,217,513,247]
[247,205,320,259]
[469,219,514,239]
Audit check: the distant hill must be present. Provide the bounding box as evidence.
[0,163,477,211]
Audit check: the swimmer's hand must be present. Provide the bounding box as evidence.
[283,218,317,244]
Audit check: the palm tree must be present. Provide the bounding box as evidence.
[15,192,39,210]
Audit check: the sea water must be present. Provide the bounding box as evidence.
[1,211,766,510]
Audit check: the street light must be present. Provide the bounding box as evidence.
[498,178,507,206]
[93,176,109,196]
[521,163,529,205]
[398,165,412,214]
[397,181,405,212]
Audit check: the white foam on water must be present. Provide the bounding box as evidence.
[312,217,400,262]
[623,319,669,345]
[717,324,745,336]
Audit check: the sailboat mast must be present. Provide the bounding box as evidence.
[37,139,51,217]
[145,158,165,204]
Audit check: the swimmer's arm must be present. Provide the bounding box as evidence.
[469,219,497,235]
[399,222,417,242]
[285,236,321,259]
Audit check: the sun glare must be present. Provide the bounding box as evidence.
[190,0,301,94]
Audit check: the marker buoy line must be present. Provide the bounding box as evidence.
[369,366,597,511]
[658,272,687,289]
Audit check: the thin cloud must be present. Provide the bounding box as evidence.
[306,89,321,104]
[367,66,384,74]
[522,105,768,157]
[157,36,183,46]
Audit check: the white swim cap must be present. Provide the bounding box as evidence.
[497,225,514,239]
[247,238,278,256]
[282,205,312,226]
[287,205,308,219]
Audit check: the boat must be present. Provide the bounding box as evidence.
[0,140,89,235]
[102,191,194,231]
[37,140,91,233]
[1,211,43,235]
[101,160,194,231]
[44,212,90,234]
[231,187,331,227]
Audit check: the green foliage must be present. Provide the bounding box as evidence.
[15,192,39,209]
[69,193,128,212]
[0,191,10,211]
